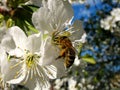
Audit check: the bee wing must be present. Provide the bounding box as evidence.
[70,45,78,55]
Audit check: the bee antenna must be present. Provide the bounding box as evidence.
[52,30,60,37]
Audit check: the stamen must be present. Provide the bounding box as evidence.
[33,66,37,76]
[30,67,34,79]
[14,68,23,79]
[23,70,29,84]
[35,66,48,86]
[34,66,47,86]
[8,49,49,87]
[44,66,55,78]
[10,61,23,69]
[35,66,42,78]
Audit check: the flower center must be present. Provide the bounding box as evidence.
[6,49,53,87]
[25,52,40,69]
[7,50,41,73]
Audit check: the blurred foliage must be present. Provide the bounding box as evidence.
[6,0,29,8]
[0,0,39,35]
[81,55,96,64]
[72,0,120,89]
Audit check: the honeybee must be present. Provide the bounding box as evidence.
[52,31,76,69]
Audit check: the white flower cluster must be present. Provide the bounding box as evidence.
[100,8,120,32]
[0,0,85,90]
[54,77,94,90]
[54,77,78,90]
[68,0,86,4]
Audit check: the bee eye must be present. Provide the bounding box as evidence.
[54,37,59,40]
[52,36,60,44]
[61,36,67,40]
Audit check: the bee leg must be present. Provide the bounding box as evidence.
[55,49,66,60]
[56,56,62,60]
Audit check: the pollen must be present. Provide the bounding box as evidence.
[25,53,40,69]
[7,50,49,86]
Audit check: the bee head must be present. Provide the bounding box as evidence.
[52,30,70,44]
[52,31,60,44]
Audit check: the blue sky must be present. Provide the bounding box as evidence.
[72,0,112,21]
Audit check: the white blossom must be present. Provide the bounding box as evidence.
[0,26,65,90]
[111,8,120,22]
[74,56,80,66]
[68,77,77,90]
[100,16,116,30]
[32,0,74,34]
[0,29,6,44]
[32,0,84,40]
[68,0,86,4]
[100,8,120,31]
[0,21,15,52]
[32,0,85,69]
[54,78,68,90]
[0,21,7,43]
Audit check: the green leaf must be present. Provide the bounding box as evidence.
[81,55,96,64]
[77,43,83,58]
[94,77,99,83]
[0,14,4,27]
[25,21,39,35]
[13,7,32,24]
[22,5,39,12]
[14,18,27,35]
[0,14,4,23]
[7,0,29,8]
[6,18,14,28]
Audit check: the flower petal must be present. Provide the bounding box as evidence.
[8,26,27,49]
[0,51,21,82]
[1,33,15,51]
[44,65,57,79]
[39,37,59,66]
[7,73,26,84]
[0,46,5,67]
[26,33,41,53]
[32,0,73,33]
[25,78,37,90]
[0,28,6,42]
[32,7,53,33]
[52,59,66,78]
[8,72,37,90]
[34,80,50,90]
[8,48,24,57]
[47,0,74,31]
